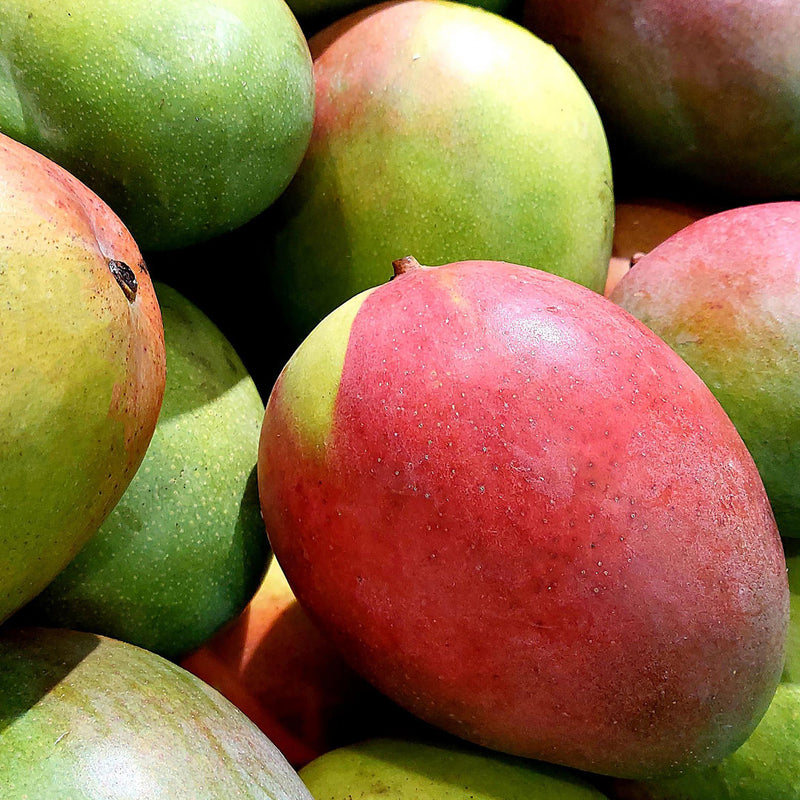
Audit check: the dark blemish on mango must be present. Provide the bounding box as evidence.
[108,259,138,302]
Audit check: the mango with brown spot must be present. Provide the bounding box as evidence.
[0,133,165,622]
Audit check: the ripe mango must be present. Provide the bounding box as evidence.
[0,133,165,623]
[259,257,787,779]
[524,0,800,198]
[267,0,614,339]
[610,202,800,537]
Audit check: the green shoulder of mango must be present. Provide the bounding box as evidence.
[0,0,314,250]
[18,283,269,661]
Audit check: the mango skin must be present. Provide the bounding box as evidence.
[524,0,800,198]
[18,283,269,660]
[610,202,800,537]
[299,737,610,799]
[0,627,313,799]
[0,0,314,250]
[268,0,614,339]
[259,259,788,779]
[609,682,800,800]
[0,133,165,624]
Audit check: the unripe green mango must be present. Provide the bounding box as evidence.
[0,0,315,250]
[267,0,614,340]
[0,132,165,624]
[781,538,800,684]
[0,627,313,799]
[19,283,269,661]
[299,737,610,799]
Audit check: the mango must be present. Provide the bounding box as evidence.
[300,737,610,799]
[0,0,315,250]
[610,202,800,537]
[0,627,313,799]
[267,0,613,339]
[0,132,165,623]
[524,0,800,198]
[259,256,787,779]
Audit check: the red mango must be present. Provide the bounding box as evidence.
[259,257,787,780]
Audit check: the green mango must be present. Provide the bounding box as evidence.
[609,682,800,800]
[0,0,314,250]
[299,737,609,799]
[0,132,165,625]
[0,627,313,799]
[781,539,800,684]
[19,283,269,660]
[267,0,614,340]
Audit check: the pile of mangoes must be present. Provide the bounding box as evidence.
[1,0,799,797]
